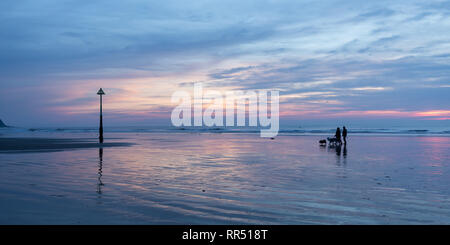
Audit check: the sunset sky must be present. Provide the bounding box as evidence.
[1,0,449,127]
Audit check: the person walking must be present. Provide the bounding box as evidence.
[335,127,342,144]
[342,126,347,144]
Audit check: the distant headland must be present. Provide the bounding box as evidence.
[0,119,7,127]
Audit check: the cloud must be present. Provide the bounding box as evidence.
[1,0,450,126]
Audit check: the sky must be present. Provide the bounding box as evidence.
[0,0,449,128]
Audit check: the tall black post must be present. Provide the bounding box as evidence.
[99,94,103,143]
[97,88,105,143]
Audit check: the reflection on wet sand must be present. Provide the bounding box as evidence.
[343,144,347,165]
[327,143,347,166]
[97,148,104,195]
[1,134,450,224]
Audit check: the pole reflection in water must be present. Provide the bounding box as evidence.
[97,148,104,195]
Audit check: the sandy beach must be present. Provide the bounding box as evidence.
[1,132,449,224]
[0,138,132,153]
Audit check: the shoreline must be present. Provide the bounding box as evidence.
[0,133,448,154]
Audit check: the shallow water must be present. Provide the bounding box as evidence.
[1,133,450,224]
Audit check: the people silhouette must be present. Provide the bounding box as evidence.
[335,127,342,144]
[342,126,347,144]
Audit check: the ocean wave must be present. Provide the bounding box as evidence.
[1,126,449,135]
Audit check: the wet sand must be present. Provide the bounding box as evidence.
[0,133,449,224]
[0,138,132,153]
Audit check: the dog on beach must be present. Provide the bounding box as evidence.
[319,139,327,146]
[327,137,342,146]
